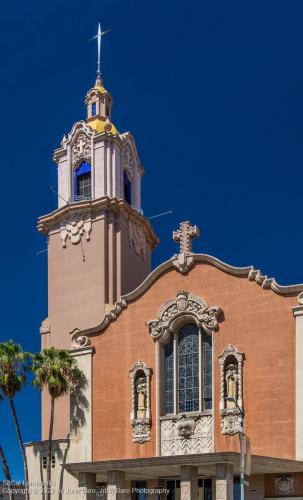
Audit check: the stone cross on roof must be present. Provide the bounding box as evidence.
[172,221,200,274]
[173,221,200,255]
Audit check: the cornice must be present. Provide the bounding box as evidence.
[37,196,159,249]
[72,253,302,341]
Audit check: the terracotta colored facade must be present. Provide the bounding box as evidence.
[92,262,296,461]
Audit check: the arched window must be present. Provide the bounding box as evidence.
[74,162,91,202]
[178,324,199,412]
[91,102,97,116]
[164,323,212,415]
[123,170,132,205]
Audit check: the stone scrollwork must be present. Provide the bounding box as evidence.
[128,219,146,260]
[60,212,92,248]
[147,290,222,345]
[71,330,91,348]
[72,132,91,167]
[219,345,245,435]
[275,476,295,497]
[129,361,151,443]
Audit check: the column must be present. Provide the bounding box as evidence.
[293,303,303,459]
[107,471,131,500]
[180,465,198,500]
[78,472,96,500]
[215,464,233,500]
[157,479,167,500]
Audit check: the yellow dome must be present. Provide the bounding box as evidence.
[88,118,119,135]
[95,83,107,94]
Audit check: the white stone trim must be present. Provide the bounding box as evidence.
[147,290,222,345]
[129,360,152,443]
[219,344,245,435]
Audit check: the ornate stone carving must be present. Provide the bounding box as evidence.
[220,411,241,435]
[147,290,221,345]
[72,133,91,167]
[128,219,146,260]
[275,476,295,497]
[60,212,92,247]
[40,318,50,335]
[161,415,212,455]
[219,345,245,435]
[175,414,197,438]
[71,330,92,348]
[122,143,135,179]
[131,420,151,444]
[130,361,151,443]
[172,221,199,273]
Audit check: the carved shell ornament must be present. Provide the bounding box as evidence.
[147,290,222,344]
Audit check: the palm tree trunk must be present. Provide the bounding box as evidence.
[47,395,55,500]
[9,398,30,500]
[0,445,14,500]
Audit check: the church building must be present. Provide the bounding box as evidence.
[26,28,303,500]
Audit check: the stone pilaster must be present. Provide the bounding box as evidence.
[107,471,131,500]
[215,464,233,500]
[78,472,96,500]
[180,465,198,500]
[293,304,303,460]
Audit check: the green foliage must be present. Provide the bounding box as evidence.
[0,340,31,399]
[31,346,84,398]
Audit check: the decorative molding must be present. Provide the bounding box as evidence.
[172,221,200,273]
[40,318,50,335]
[129,361,151,443]
[71,329,92,348]
[147,290,222,345]
[122,143,135,180]
[161,414,212,456]
[60,211,92,247]
[219,345,245,435]
[128,219,146,260]
[122,254,303,306]
[72,132,91,167]
[275,476,295,497]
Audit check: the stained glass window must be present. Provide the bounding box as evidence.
[164,342,174,414]
[178,323,199,412]
[203,334,212,410]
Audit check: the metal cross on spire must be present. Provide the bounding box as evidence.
[89,22,111,78]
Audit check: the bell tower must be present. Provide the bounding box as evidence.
[38,33,158,350]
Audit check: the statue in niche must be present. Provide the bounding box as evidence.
[225,363,238,409]
[135,376,147,419]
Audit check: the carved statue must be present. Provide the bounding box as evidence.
[135,377,147,419]
[225,363,238,409]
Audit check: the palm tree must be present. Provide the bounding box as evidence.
[0,396,14,500]
[31,347,84,500]
[0,341,31,500]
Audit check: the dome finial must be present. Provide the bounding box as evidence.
[89,22,111,79]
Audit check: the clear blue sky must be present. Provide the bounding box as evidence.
[1,0,303,480]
